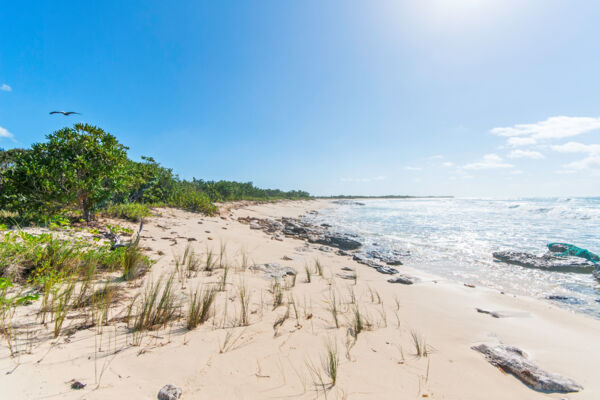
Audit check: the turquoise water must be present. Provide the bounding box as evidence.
[310,198,600,317]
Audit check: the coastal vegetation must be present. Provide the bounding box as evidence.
[0,124,310,226]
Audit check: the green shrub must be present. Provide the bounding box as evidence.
[104,203,151,222]
[168,186,218,215]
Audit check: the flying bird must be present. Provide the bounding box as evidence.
[49,111,80,116]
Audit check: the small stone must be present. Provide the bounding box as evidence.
[187,237,197,241]
[282,255,294,261]
[70,380,86,390]
[464,283,476,288]
[158,384,182,400]
[207,237,213,240]
[388,274,419,285]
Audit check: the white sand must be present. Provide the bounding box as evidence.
[2,199,599,399]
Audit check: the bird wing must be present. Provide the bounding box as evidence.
[49,111,61,114]
[65,112,80,115]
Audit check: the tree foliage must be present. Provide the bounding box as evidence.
[1,124,128,221]
[0,124,310,224]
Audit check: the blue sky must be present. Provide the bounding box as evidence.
[1,0,599,197]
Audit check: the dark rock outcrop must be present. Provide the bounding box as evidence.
[239,216,363,251]
[492,251,596,273]
[308,234,362,251]
[367,250,405,265]
[472,344,582,393]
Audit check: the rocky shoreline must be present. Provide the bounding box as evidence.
[237,213,416,283]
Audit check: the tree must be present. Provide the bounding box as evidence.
[2,124,129,221]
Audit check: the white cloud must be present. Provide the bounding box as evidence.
[0,126,14,140]
[563,155,600,171]
[428,155,444,160]
[510,170,524,175]
[0,83,11,92]
[551,142,600,155]
[403,166,422,171]
[462,153,514,170]
[492,116,600,146]
[340,176,386,183]
[442,162,453,167]
[506,137,537,147]
[508,149,545,159]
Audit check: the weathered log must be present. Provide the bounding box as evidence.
[472,344,582,393]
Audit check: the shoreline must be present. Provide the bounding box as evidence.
[2,199,599,399]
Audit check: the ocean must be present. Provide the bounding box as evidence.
[308,197,600,318]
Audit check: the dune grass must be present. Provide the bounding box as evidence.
[186,285,217,330]
[130,274,179,332]
[103,203,151,222]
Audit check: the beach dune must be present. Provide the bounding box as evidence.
[2,200,599,399]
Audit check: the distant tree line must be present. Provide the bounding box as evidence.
[0,124,310,223]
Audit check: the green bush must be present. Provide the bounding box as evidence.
[104,203,151,222]
[1,124,129,221]
[168,185,218,215]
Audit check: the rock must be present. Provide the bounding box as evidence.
[336,249,351,256]
[250,263,296,279]
[472,344,582,393]
[321,223,332,227]
[294,246,311,253]
[476,308,501,318]
[187,237,197,241]
[282,255,294,261]
[464,283,476,288]
[273,233,284,241]
[388,275,419,285]
[337,273,356,280]
[367,250,405,265]
[375,266,398,275]
[70,380,86,390]
[492,251,596,273]
[308,234,362,251]
[249,222,262,230]
[341,267,354,271]
[319,246,332,252]
[158,384,183,400]
[546,295,586,305]
[353,254,385,269]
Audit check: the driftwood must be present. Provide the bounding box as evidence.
[472,344,582,393]
[105,220,144,250]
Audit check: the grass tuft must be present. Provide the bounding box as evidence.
[186,285,217,330]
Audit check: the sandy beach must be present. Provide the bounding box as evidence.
[2,199,599,399]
